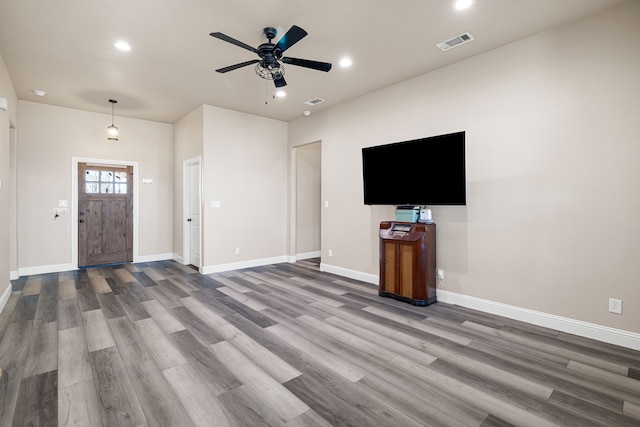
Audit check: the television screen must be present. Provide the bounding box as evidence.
[362,131,466,205]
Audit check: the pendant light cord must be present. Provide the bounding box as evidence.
[109,99,117,125]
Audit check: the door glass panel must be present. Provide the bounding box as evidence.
[84,168,128,195]
[85,182,99,194]
[100,171,113,182]
[85,169,100,194]
[101,183,114,194]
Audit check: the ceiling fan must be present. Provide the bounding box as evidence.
[210,25,332,88]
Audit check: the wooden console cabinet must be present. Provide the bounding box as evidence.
[379,221,437,306]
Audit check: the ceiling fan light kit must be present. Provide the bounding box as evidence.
[255,62,284,81]
[210,25,332,89]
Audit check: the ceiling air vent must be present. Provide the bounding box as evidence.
[436,32,475,51]
[304,98,325,106]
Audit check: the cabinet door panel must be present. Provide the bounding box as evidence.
[400,244,414,298]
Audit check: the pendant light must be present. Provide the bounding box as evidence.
[107,99,119,141]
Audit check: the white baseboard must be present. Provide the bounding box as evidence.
[135,253,173,263]
[296,251,321,261]
[10,270,18,280]
[15,253,172,278]
[19,263,76,277]
[314,266,640,351]
[0,283,12,314]
[172,254,184,264]
[437,289,640,351]
[202,256,289,275]
[319,262,379,285]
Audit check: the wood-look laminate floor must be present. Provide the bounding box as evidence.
[1,259,639,427]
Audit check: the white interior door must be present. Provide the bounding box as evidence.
[188,163,201,267]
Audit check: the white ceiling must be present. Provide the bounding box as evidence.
[0,0,626,124]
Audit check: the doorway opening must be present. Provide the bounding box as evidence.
[71,158,139,269]
[77,162,133,267]
[9,122,17,279]
[292,142,321,263]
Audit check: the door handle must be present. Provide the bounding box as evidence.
[79,219,85,223]
[187,218,192,222]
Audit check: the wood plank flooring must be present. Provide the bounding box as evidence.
[1,258,640,426]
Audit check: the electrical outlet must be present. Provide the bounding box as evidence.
[436,269,444,288]
[235,247,240,255]
[328,249,333,257]
[608,298,622,314]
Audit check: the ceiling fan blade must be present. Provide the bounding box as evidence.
[274,25,308,53]
[210,32,260,54]
[282,57,332,72]
[215,59,260,73]
[274,76,287,88]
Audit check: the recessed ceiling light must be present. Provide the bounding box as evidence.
[339,57,353,68]
[114,40,131,51]
[275,90,286,98]
[453,0,474,10]
[31,89,46,97]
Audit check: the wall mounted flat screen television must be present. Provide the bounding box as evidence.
[362,131,466,205]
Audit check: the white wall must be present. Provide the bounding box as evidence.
[201,105,288,271]
[17,101,174,271]
[173,106,204,259]
[0,52,18,308]
[289,1,640,334]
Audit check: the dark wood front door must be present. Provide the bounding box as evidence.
[78,163,133,267]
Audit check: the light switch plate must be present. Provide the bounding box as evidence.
[59,200,68,208]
